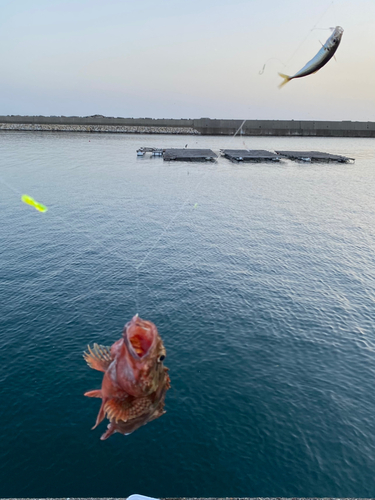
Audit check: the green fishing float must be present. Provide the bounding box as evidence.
[21,195,48,213]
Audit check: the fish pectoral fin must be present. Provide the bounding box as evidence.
[105,396,152,423]
[84,389,106,429]
[104,397,134,423]
[278,73,291,89]
[84,389,102,398]
[83,343,112,372]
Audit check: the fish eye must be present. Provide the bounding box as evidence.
[158,354,165,362]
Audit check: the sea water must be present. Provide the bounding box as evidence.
[1,131,375,497]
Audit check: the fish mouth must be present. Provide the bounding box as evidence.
[123,315,156,359]
[334,26,344,36]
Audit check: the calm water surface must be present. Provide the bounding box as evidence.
[1,131,375,498]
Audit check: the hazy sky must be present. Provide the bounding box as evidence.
[1,0,374,120]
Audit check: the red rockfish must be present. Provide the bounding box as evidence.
[84,315,170,440]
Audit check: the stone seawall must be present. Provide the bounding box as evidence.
[0,123,200,135]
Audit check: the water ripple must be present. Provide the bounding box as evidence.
[1,132,375,497]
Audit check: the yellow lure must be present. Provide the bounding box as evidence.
[21,195,48,213]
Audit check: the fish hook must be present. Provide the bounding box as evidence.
[259,64,266,75]
[259,57,286,75]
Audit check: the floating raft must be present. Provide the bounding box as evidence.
[137,148,355,163]
[163,148,217,162]
[275,150,354,163]
[222,149,280,162]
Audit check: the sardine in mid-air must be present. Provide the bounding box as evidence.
[278,26,344,88]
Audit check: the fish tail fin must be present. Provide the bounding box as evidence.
[278,73,291,89]
[83,343,112,372]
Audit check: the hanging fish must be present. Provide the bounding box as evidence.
[278,26,344,88]
[84,315,170,440]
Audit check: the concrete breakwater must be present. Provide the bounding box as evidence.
[1,115,375,137]
[0,122,200,135]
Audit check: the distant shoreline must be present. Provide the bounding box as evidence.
[1,115,375,137]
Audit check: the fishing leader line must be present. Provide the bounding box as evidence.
[134,165,214,314]
[0,172,140,332]
[259,1,335,75]
[0,175,98,329]
[132,119,253,313]
[2,114,263,322]
[143,126,266,316]
[0,175,21,196]
[0,154,214,319]
[0,173,123,262]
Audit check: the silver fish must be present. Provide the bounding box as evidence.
[278,26,344,88]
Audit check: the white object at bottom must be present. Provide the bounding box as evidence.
[128,495,159,500]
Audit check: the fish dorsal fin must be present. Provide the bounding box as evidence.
[83,343,112,372]
[105,397,152,423]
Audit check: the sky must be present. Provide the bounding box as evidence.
[1,0,374,120]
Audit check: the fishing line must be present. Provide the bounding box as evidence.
[2,114,262,324]
[132,133,239,316]
[146,131,259,310]
[135,166,212,313]
[0,148,213,320]
[0,171,139,321]
[0,156,168,275]
[0,173,117,260]
[259,1,335,74]
[144,86,290,304]
[136,185,216,313]
[0,179,143,335]
[0,175,22,196]
[259,58,286,75]
[233,120,247,138]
